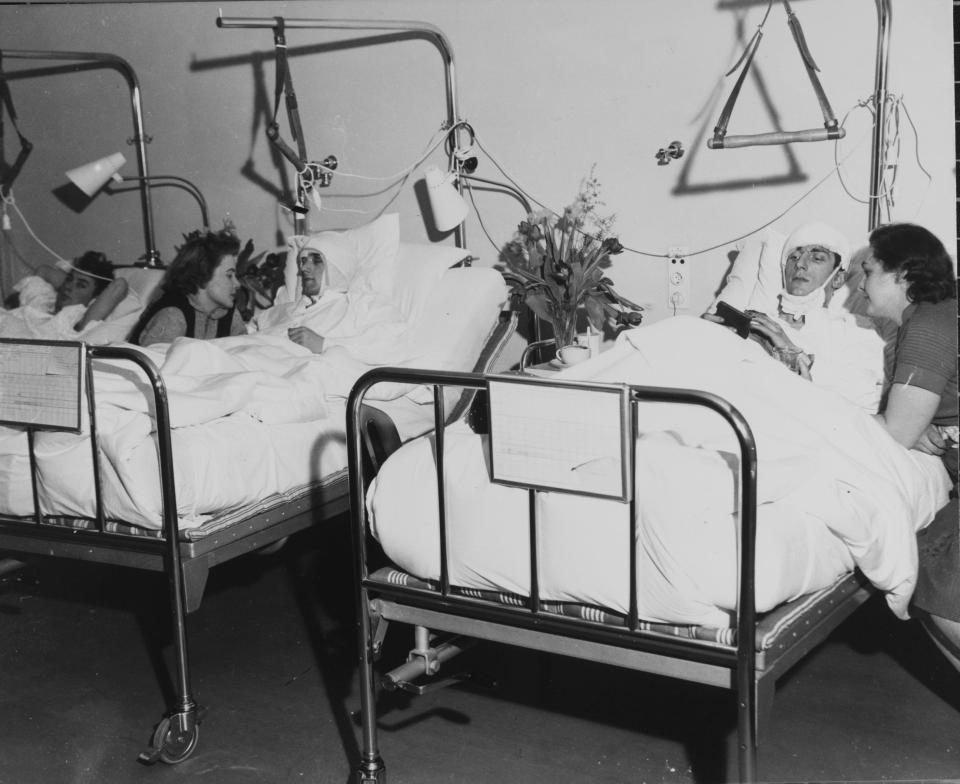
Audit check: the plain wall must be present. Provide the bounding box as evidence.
[0,0,954,327]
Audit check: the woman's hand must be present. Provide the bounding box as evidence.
[287,325,325,354]
[913,423,949,456]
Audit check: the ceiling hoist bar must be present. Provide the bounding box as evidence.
[708,0,845,150]
[265,17,338,229]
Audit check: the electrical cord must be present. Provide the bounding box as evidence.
[468,93,909,261]
[1,189,67,265]
[834,93,932,225]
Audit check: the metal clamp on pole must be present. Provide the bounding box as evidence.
[380,629,478,695]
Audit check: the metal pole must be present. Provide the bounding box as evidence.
[868,0,892,232]
[5,50,160,265]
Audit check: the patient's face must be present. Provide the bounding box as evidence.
[783,244,839,296]
[298,249,325,297]
[55,271,98,311]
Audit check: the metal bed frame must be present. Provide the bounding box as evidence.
[0,304,516,765]
[346,368,875,783]
[0,339,350,764]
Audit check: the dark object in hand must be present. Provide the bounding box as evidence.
[714,300,752,339]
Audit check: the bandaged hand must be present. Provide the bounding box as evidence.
[747,312,794,350]
[287,325,325,354]
[748,313,813,380]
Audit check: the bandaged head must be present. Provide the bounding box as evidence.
[295,231,358,298]
[778,221,849,317]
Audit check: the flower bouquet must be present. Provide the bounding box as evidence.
[499,169,643,356]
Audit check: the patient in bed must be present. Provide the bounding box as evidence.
[249,232,409,362]
[1,251,129,335]
[705,221,886,412]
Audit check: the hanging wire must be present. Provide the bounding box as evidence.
[312,124,449,183]
[468,94,894,261]
[287,123,452,218]
[462,179,503,260]
[834,92,932,226]
[1,189,67,264]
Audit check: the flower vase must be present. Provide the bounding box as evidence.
[551,312,579,360]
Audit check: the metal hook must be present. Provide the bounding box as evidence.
[655,141,684,166]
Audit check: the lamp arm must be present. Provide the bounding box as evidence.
[5,49,159,266]
[458,173,532,215]
[117,175,209,229]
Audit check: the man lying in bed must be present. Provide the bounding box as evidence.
[705,221,886,412]
[248,233,409,363]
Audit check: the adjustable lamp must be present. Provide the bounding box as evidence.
[423,164,533,235]
[66,152,210,230]
[424,165,469,232]
[65,152,127,196]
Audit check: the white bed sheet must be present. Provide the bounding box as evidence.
[0,265,508,530]
[368,317,951,627]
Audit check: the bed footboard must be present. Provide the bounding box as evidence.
[346,368,874,783]
[0,339,349,765]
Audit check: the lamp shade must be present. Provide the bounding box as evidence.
[424,165,468,232]
[66,152,127,196]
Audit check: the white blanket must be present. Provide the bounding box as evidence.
[0,330,434,528]
[0,265,508,530]
[0,334,369,528]
[368,317,951,626]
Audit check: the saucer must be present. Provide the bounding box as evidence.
[549,358,567,368]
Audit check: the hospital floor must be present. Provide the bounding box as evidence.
[1,519,958,784]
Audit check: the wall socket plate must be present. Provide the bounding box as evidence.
[666,248,691,309]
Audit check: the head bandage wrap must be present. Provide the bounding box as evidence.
[295,232,358,295]
[778,221,849,317]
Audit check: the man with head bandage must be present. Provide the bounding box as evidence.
[708,221,887,412]
[775,221,849,319]
[251,231,408,360]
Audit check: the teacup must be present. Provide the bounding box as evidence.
[558,344,590,365]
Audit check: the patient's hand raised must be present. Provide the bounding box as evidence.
[287,325,325,354]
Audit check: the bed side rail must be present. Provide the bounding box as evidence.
[347,368,758,652]
[0,340,180,551]
[348,368,762,779]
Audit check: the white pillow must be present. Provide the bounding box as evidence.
[109,287,145,321]
[116,267,165,307]
[709,228,785,314]
[280,213,400,302]
[392,242,473,323]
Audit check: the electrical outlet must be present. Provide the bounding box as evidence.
[666,248,691,310]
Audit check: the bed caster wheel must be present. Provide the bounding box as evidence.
[140,714,200,765]
[356,758,386,783]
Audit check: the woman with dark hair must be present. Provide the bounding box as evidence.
[4,251,129,331]
[131,227,246,346]
[861,222,959,674]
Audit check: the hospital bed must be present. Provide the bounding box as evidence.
[346,316,950,783]
[0,237,514,764]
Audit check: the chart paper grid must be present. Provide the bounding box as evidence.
[0,339,84,432]
[487,377,631,501]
